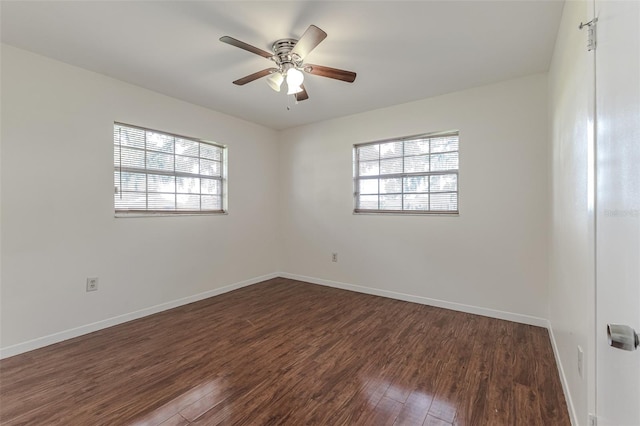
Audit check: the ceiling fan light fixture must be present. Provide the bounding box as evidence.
[266,72,284,92]
[287,84,304,95]
[286,68,304,88]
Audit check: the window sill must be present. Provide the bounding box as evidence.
[115,211,228,218]
[353,210,459,217]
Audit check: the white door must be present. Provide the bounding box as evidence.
[595,0,640,425]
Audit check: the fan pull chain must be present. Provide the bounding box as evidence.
[287,94,296,111]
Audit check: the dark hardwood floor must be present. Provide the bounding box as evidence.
[0,278,570,425]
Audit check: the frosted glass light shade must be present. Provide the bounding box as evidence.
[287,84,303,95]
[286,68,304,95]
[286,68,304,87]
[266,72,284,92]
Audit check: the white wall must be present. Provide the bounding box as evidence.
[0,45,280,354]
[0,32,590,424]
[547,1,595,425]
[279,74,550,322]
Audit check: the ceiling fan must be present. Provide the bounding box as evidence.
[220,25,356,102]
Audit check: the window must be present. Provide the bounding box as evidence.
[114,123,226,215]
[353,132,459,214]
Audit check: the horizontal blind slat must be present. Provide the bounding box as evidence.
[115,166,223,181]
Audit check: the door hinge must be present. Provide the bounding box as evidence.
[579,18,598,51]
[589,414,598,426]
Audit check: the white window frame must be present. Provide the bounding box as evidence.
[353,131,459,215]
[114,122,227,216]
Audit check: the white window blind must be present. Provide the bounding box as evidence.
[353,132,459,214]
[114,123,226,215]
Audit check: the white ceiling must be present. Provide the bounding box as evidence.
[0,1,564,130]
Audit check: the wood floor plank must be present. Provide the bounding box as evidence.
[393,389,433,426]
[158,413,190,426]
[0,278,570,425]
[360,395,404,426]
[323,375,391,425]
[531,326,571,425]
[424,414,453,426]
[484,333,517,425]
[452,316,494,426]
[514,383,545,426]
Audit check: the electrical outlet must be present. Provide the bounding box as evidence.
[588,414,597,426]
[86,277,99,292]
[577,345,584,378]
[332,253,338,262]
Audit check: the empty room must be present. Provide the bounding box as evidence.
[1,1,638,425]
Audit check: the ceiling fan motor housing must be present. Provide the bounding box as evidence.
[271,39,302,71]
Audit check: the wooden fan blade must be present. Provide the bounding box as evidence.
[304,64,356,83]
[233,68,278,85]
[220,36,273,59]
[295,84,309,101]
[291,25,327,60]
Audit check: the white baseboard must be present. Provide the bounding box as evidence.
[279,272,548,328]
[547,320,579,426]
[0,273,278,359]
